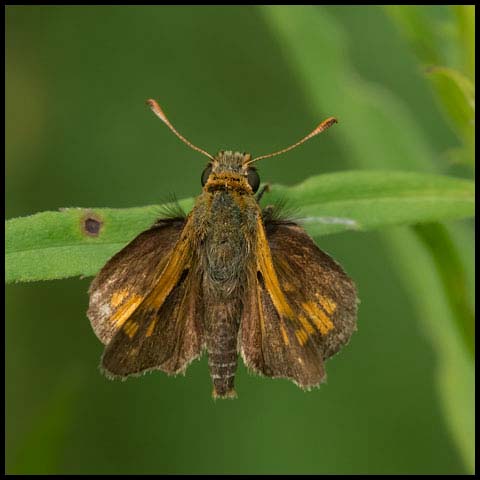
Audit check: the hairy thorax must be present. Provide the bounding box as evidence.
[193,189,258,294]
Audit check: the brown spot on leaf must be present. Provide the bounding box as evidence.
[81,212,103,237]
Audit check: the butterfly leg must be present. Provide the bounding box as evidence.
[256,183,270,203]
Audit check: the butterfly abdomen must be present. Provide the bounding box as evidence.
[206,301,241,399]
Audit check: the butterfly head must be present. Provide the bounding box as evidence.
[200,151,260,194]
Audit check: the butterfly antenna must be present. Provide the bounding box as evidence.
[146,99,214,161]
[246,117,338,165]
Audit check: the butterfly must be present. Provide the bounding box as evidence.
[87,99,358,398]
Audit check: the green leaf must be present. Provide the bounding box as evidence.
[5,171,474,284]
[385,227,474,473]
[385,6,475,168]
[453,5,475,81]
[384,5,444,66]
[413,222,475,358]
[425,66,475,165]
[265,171,474,236]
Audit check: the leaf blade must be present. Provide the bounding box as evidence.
[413,222,475,359]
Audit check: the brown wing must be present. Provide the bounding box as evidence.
[240,218,357,389]
[101,260,204,378]
[88,216,205,377]
[88,218,185,344]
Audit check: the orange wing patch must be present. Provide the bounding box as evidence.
[256,217,294,319]
[110,293,144,329]
[280,322,290,346]
[142,231,193,337]
[147,238,191,310]
[111,289,129,308]
[297,314,315,335]
[123,320,140,339]
[301,301,334,335]
[316,294,337,315]
[295,329,309,345]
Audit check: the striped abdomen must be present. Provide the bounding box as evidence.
[206,301,241,399]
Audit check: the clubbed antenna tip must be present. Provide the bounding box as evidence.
[146,98,214,161]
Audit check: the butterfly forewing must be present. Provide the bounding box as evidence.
[88,218,186,344]
[101,260,204,377]
[240,219,357,388]
[268,221,358,359]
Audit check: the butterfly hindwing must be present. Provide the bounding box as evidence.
[240,218,357,389]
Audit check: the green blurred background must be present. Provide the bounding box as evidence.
[6,6,474,474]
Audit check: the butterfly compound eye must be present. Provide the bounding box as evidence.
[201,165,213,186]
[247,168,260,193]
